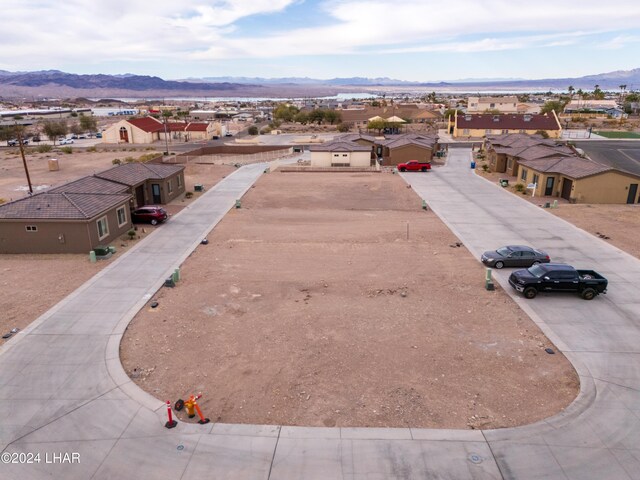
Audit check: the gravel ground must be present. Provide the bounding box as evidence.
[121,171,578,430]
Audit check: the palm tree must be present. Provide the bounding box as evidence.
[619,84,627,102]
[568,85,575,98]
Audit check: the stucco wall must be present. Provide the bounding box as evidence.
[384,144,434,166]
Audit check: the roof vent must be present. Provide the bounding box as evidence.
[524,114,532,122]
[493,115,500,122]
[465,115,471,121]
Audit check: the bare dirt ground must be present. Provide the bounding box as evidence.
[475,163,640,259]
[551,204,640,259]
[121,172,578,430]
[0,162,235,342]
[0,147,159,202]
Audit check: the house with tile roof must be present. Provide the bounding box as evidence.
[484,134,640,203]
[309,141,373,167]
[448,111,562,138]
[102,116,217,144]
[375,134,439,166]
[0,163,186,253]
[94,162,185,207]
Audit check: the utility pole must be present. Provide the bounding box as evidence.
[16,123,33,194]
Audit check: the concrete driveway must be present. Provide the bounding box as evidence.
[1,149,640,479]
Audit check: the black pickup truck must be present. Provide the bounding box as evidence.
[508,263,608,300]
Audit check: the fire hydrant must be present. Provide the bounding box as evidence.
[175,393,210,424]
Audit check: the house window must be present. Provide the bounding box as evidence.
[519,129,526,133]
[490,103,495,108]
[25,225,38,232]
[485,129,492,135]
[177,175,183,188]
[167,180,173,194]
[520,168,528,181]
[502,129,509,134]
[342,154,348,157]
[463,129,470,135]
[116,206,127,227]
[532,174,539,186]
[97,216,109,240]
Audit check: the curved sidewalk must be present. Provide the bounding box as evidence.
[1,153,639,479]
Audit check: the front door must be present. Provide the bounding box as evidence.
[561,178,573,200]
[119,127,129,143]
[151,183,161,204]
[627,184,638,204]
[135,185,145,207]
[545,176,555,196]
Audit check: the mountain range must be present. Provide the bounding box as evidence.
[0,68,638,99]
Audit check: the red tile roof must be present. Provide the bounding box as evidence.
[458,114,560,131]
[185,122,209,131]
[128,116,164,133]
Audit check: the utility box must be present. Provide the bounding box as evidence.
[48,158,60,171]
[194,184,204,192]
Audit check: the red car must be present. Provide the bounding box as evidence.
[397,160,431,172]
[132,206,168,225]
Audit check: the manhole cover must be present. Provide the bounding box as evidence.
[468,453,483,464]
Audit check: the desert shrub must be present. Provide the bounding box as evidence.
[36,144,52,153]
[248,126,259,135]
[87,146,97,152]
[145,147,155,151]
[185,191,193,199]
[514,183,525,192]
[60,147,73,154]
[127,229,136,239]
[138,153,160,162]
[124,156,136,163]
[260,127,271,134]
[112,158,121,165]
[481,164,489,172]
[0,198,6,204]
[336,123,350,132]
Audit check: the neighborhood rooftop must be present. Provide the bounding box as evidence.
[0,192,131,220]
[95,163,184,187]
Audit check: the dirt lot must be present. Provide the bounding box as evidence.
[121,172,578,430]
[0,147,158,202]
[0,161,236,341]
[551,204,640,259]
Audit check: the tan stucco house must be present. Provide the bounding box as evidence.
[449,112,562,139]
[376,134,438,166]
[310,141,373,167]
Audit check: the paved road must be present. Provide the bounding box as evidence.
[1,149,640,479]
[575,140,640,177]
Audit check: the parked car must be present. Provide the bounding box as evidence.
[508,263,608,300]
[225,132,233,137]
[59,139,74,145]
[131,206,168,225]
[212,135,220,140]
[397,160,431,172]
[481,245,550,269]
[95,132,103,138]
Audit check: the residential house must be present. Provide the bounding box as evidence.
[467,96,519,113]
[103,116,217,144]
[0,188,132,254]
[95,163,185,207]
[310,141,373,167]
[375,134,438,166]
[563,99,626,118]
[485,134,571,175]
[449,112,562,138]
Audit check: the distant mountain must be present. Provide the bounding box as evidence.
[0,71,252,91]
[188,68,640,90]
[0,68,638,99]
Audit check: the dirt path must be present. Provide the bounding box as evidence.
[121,172,578,430]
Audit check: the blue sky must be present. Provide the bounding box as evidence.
[1,0,639,82]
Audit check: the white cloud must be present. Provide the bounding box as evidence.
[597,34,640,49]
[0,0,639,72]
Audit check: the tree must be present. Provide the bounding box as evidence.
[593,84,605,100]
[79,114,98,132]
[308,109,325,125]
[619,84,627,102]
[42,120,68,145]
[70,123,83,135]
[568,85,575,97]
[535,130,550,139]
[323,110,341,125]
[367,119,387,135]
[248,126,259,135]
[273,103,299,122]
[540,100,566,114]
[336,123,350,133]
[294,111,309,125]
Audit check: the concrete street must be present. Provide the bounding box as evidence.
[0,149,639,479]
